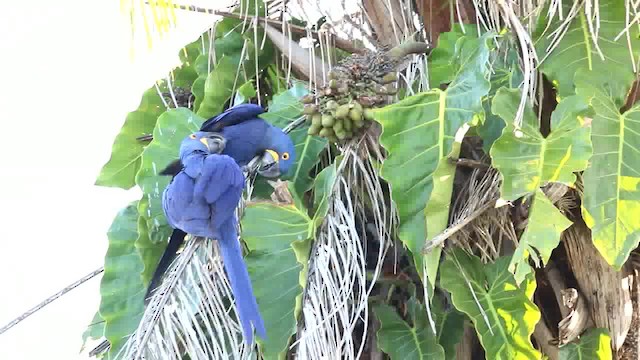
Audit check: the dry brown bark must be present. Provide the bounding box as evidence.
[563,221,635,352]
[361,0,409,46]
[416,0,476,42]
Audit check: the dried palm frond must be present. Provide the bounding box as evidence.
[424,166,514,263]
[118,237,254,360]
[294,130,394,359]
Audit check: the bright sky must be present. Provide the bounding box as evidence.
[0,0,343,358]
[0,1,221,358]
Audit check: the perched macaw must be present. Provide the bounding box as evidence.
[146,104,288,298]
[157,104,295,343]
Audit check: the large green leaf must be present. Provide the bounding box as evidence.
[135,197,166,286]
[80,311,105,352]
[559,328,612,360]
[478,47,524,152]
[95,88,166,189]
[192,25,245,113]
[534,0,640,97]
[312,160,338,225]
[260,84,327,199]
[510,189,572,284]
[373,33,491,282]
[576,69,640,269]
[98,202,145,359]
[373,298,445,360]
[196,55,243,119]
[490,88,593,200]
[428,24,478,89]
[423,152,458,290]
[242,202,313,359]
[432,298,465,360]
[135,108,205,243]
[440,249,541,359]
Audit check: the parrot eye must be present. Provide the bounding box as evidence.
[189,134,197,139]
[282,152,290,160]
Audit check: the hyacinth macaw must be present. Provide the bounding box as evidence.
[155,104,295,343]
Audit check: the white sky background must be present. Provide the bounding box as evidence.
[0,0,345,359]
[0,1,221,358]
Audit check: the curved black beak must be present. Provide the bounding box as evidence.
[199,133,226,154]
[257,149,281,178]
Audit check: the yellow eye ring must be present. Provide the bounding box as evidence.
[282,152,290,160]
[189,134,197,139]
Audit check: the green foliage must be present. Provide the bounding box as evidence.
[534,0,640,97]
[490,88,593,200]
[510,189,572,284]
[197,55,243,118]
[98,202,146,358]
[374,32,492,284]
[95,88,165,189]
[559,328,613,360]
[432,299,465,360]
[80,311,105,351]
[374,298,445,360]
[440,250,541,359]
[242,200,314,359]
[92,6,640,359]
[478,48,523,152]
[135,198,166,286]
[576,68,640,269]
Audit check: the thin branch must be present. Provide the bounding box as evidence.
[0,267,105,336]
[153,2,365,54]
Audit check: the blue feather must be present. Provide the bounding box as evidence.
[160,104,297,345]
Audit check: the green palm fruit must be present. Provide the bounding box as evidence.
[343,117,353,132]
[336,130,347,140]
[308,124,321,135]
[326,100,339,111]
[333,118,344,132]
[349,107,362,123]
[336,104,350,118]
[319,127,335,138]
[321,114,335,127]
[311,113,322,126]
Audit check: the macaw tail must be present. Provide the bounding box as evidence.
[218,219,267,344]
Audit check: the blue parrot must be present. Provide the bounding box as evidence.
[158,104,295,344]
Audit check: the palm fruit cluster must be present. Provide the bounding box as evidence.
[303,49,402,143]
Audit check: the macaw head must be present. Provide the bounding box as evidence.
[257,126,296,178]
[179,131,226,159]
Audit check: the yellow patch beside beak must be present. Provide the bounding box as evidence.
[265,149,279,162]
[199,138,209,147]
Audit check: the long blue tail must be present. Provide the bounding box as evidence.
[217,219,266,344]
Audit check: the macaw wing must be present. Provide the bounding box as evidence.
[194,154,246,229]
[200,103,265,132]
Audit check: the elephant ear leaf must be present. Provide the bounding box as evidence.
[98,201,145,358]
[559,328,612,360]
[373,298,445,360]
[576,68,640,269]
[242,199,314,359]
[373,32,492,284]
[95,88,166,189]
[440,249,541,360]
